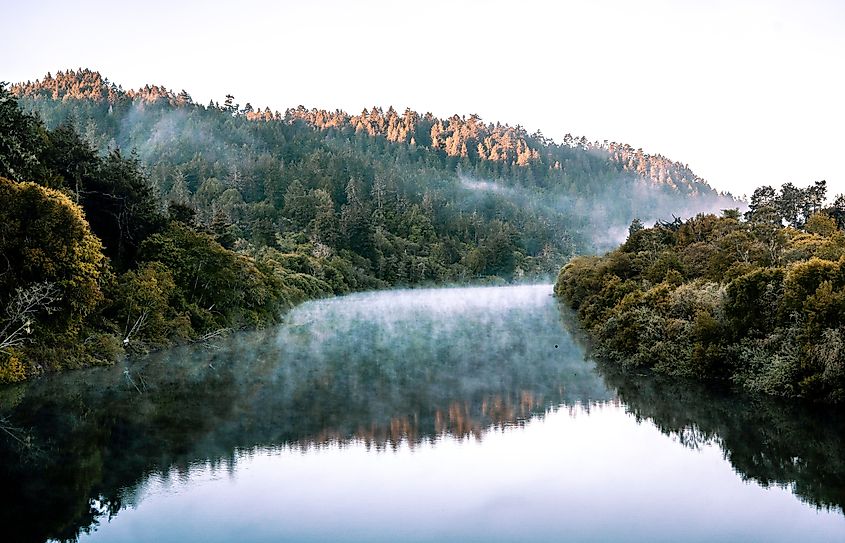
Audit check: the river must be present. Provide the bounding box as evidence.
[1,284,844,542]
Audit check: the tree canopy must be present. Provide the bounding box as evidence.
[556,185,845,403]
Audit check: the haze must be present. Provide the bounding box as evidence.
[3,0,844,196]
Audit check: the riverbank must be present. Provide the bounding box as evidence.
[0,272,557,387]
[554,210,845,403]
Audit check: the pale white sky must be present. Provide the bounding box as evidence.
[3,0,844,197]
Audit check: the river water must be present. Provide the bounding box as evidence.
[1,284,844,542]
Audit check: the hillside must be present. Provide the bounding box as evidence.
[12,69,736,255]
[0,68,738,383]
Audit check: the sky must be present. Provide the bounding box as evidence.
[2,0,844,198]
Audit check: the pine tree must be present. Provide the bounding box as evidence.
[210,209,235,248]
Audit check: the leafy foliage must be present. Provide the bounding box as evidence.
[0,85,334,381]
[0,177,108,379]
[556,187,845,402]
[0,88,44,182]
[135,223,297,332]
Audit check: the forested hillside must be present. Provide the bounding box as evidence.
[1,69,735,383]
[0,83,359,384]
[556,181,845,402]
[11,69,735,259]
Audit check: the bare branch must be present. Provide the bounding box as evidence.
[0,282,61,354]
[122,310,149,346]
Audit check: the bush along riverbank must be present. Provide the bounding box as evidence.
[0,174,351,383]
[555,183,845,403]
[0,85,366,383]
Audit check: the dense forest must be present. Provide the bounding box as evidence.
[556,181,845,402]
[10,69,735,255]
[1,68,734,383]
[0,86,338,384]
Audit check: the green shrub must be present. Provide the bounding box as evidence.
[555,210,845,402]
[0,353,27,384]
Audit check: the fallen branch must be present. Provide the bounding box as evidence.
[122,310,149,347]
[191,327,232,344]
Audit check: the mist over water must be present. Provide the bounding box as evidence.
[275,284,585,392]
[1,285,843,542]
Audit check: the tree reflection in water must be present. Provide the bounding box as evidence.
[0,285,842,542]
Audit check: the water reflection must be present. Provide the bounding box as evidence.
[601,363,845,514]
[0,285,843,542]
[0,285,604,542]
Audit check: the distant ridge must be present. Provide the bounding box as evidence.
[11,68,732,200]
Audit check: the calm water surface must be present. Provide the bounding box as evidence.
[1,284,844,542]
